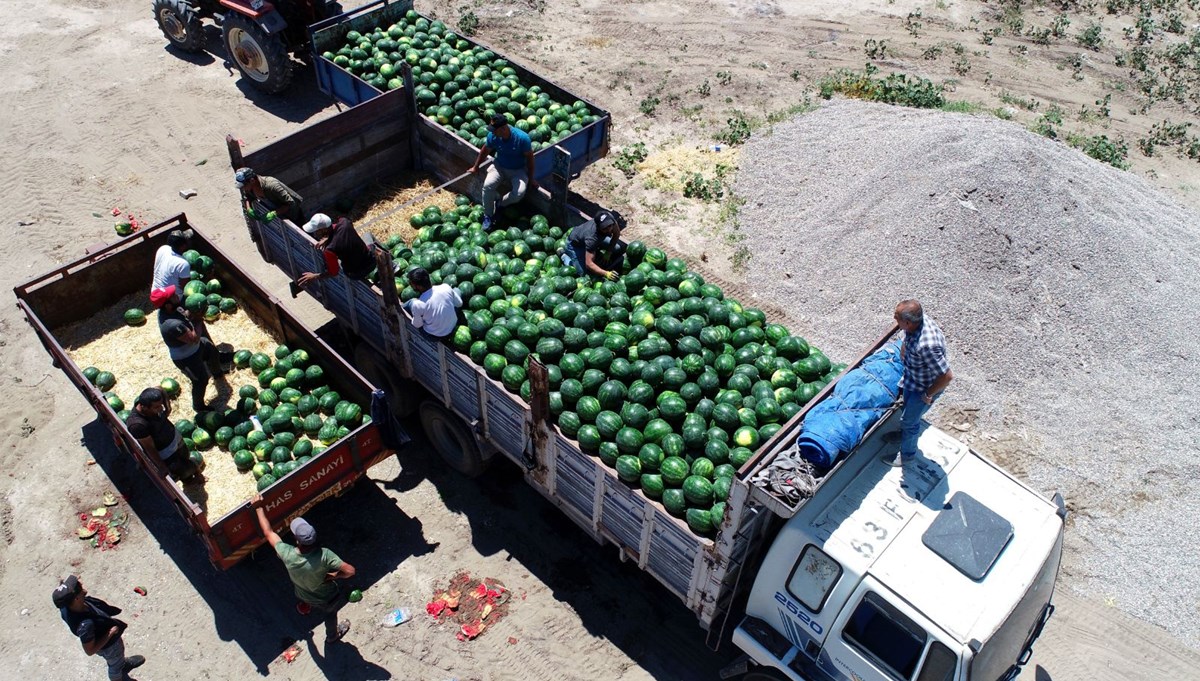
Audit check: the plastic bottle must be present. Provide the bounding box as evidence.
[380,607,412,627]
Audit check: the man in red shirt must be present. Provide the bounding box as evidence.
[296,215,376,291]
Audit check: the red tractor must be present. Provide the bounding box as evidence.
[152,0,343,94]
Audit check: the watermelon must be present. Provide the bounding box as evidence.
[640,473,665,498]
[662,488,688,517]
[123,308,146,326]
[256,474,278,491]
[661,457,690,486]
[615,455,642,483]
[615,427,644,455]
[95,371,117,392]
[713,476,733,502]
[576,424,602,452]
[233,450,255,471]
[691,457,715,479]
[683,476,715,506]
[686,508,714,534]
[159,378,181,399]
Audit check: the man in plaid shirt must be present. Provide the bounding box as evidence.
[889,299,954,467]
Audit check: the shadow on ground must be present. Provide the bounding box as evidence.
[82,419,434,676]
[391,418,738,681]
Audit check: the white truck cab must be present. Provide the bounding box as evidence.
[732,414,1065,681]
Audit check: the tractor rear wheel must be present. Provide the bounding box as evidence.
[222,13,293,94]
[153,0,205,53]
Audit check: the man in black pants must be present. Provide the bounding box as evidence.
[126,387,202,483]
[150,285,224,412]
[53,575,145,680]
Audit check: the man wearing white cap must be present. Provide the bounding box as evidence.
[296,214,377,289]
[235,167,303,222]
[252,492,357,643]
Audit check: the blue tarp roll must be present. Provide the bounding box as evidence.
[796,343,903,469]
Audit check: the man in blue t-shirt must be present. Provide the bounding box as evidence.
[469,113,536,231]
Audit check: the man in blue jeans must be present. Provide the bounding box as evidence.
[888,299,953,468]
[469,113,536,232]
[562,209,624,280]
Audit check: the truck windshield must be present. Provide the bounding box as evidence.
[969,529,1063,680]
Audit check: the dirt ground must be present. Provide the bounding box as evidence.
[2,1,1199,680]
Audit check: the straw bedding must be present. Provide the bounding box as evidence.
[347,171,459,245]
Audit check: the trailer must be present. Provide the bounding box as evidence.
[227,100,1065,678]
[307,0,611,182]
[13,214,391,569]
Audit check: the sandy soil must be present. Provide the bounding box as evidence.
[1,0,1198,680]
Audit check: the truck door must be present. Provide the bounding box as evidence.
[821,579,962,681]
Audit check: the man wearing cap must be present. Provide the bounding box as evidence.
[151,286,224,412]
[151,228,193,292]
[252,492,356,644]
[563,209,625,281]
[235,167,304,222]
[296,215,377,288]
[53,575,145,680]
[126,387,202,483]
[468,113,536,232]
[402,267,463,339]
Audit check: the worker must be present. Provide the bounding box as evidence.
[53,575,146,681]
[468,113,536,232]
[563,209,624,281]
[295,215,376,291]
[235,167,303,222]
[151,227,193,291]
[126,387,202,483]
[151,285,224,412]
[251,493,356,645]
[888,299,953,469]
[403,267,463,339]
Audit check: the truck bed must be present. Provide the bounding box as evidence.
[12,214,390,568]
[308,0,610,182]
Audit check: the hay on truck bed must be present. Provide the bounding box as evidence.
[344,170,460,245]
[54,289,306,520]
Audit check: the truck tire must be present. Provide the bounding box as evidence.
[222,13,293,94]
[153,0,205,53]
[351,344,420,419]
[741,669,790,681]
[419,401,486,477]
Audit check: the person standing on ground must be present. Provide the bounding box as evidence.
[295,214,377,291]
[235,167,304,223]
[563,209,624,281]
[252,493,356,644]
[126,387,202,483]
[151,285,224,412]
[402,267,463,339]
[151,228,193,292]
[889,299,953,468]
[468,113,536,232]
[53,575,145,681]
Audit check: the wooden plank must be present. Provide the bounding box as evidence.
[243,91,408,171]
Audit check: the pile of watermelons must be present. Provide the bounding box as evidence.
[374,196,844,536]
[176,250,240,323]
[322,10,599,150]
[173,344,371,492]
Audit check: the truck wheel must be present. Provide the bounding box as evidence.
[741,669,790,681]
[153,0,205,53]
[222,13,293,94]
[419,401,485,477]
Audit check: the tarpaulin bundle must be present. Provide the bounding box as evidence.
[793,343,903,469]
[371,389,412,449]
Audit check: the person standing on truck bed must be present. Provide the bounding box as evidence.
[150,285,225,412]
[251,493,356,645]
[235,167,303,223]
[126,387,202,483]
[52,575,146,681]
[889,299,953,469]
[294,214,377,293]
[151,227,193,292]
[402,267,463,339]
[469,113,536,232]
[563,209,624,281]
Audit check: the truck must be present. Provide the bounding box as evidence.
[12,214,391,569]
[227,91,1067,680]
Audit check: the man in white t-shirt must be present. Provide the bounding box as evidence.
[403,267,462,338]
[152,228,193,291]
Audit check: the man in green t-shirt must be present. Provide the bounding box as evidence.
[252,493,357,643]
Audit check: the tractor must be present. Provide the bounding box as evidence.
[152,0,344,94]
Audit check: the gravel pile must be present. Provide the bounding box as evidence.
[734,99,1200,647]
